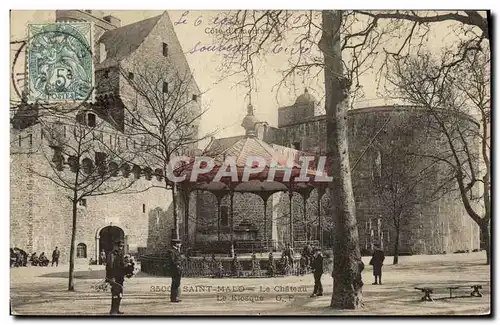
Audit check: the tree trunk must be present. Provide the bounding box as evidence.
[171,185,179,240]
[479,219,490,265]
[319,10,363,309]
[393,230,400,265]
[68,200,77,291]
[183,189,190,246]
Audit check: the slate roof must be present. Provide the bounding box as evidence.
[96,12,200,95]
[175,134,326,192]
[208,135,246,154]
[214,136,293,167]
[98,14,162,69]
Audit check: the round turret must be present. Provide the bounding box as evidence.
[295,88,316,105]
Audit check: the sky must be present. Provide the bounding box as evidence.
[10,10,478,140]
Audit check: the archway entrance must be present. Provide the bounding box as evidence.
[99,226,125,256]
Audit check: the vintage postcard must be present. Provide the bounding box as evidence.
[9,10,491,316]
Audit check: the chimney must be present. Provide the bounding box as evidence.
[103,15,121,27]
[88,10,104,19]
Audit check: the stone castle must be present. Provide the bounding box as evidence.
[10,10,481,264]
[11,10,200,263]
[188,94,481,256]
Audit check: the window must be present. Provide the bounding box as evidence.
[78,199,87,207]
[77,243,87,258]
[162,82,169,94]
[87,113,96,127]
[128,72,134,80]
[95,152,107,166]
[29,134,33,147]
[104,70,109,78]
[143,204,146,213]
[192,94,198,101]
[373,150,382,178]
[220,206,229,227]
[162,42,169,57]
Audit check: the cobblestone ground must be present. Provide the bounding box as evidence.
[10,253,490,316]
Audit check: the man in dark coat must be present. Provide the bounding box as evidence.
[283,243,294,268]
[310,248,324,297]
[168,239,183,303]
[106,239,126,315]
[370,243,385,285]
[51,247,60,267]
[302,244,313,266]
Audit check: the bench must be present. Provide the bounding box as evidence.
[414,284,484,302]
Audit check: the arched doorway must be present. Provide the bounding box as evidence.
[99,226,125,256]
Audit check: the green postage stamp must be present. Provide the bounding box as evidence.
[27,22,94,102]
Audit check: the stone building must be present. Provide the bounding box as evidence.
[10,10,482,263]
[10,10,200,263]
[193,90,482,256]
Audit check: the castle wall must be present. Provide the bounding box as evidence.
[119,13,202,136]
[194,106,482,255]
[10,11,201,262]
[10,124,174,262]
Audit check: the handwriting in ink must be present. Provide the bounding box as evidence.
[175,11,309,28]
[174,11,203,27]
[187,41,310,56]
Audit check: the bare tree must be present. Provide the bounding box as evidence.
[373,124,456,264]
[25,112,140,291]
[387,49,490,264]
[206,9,489,308]
[119,60,216,241]
[211,9,386,309]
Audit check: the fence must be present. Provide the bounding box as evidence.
[190,240,322,256]
[140,254,333,278]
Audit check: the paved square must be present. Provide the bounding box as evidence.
[11,253,490,315]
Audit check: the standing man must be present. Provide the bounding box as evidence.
[302,243,313,267]
[106,239,127,315]
[168,239,183,303]
[283,243,295,268]
[370,243,385,285]
[51,247,60,267]
[310,248,324,297]
[100,249,107,265]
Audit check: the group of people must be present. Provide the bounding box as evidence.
[10,248,27,267]
[310,243,386,298]
[10,247,60,267]
[29,252,50,266]
[105,239,386,316]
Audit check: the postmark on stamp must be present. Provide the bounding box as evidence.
[27,22,94,103]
